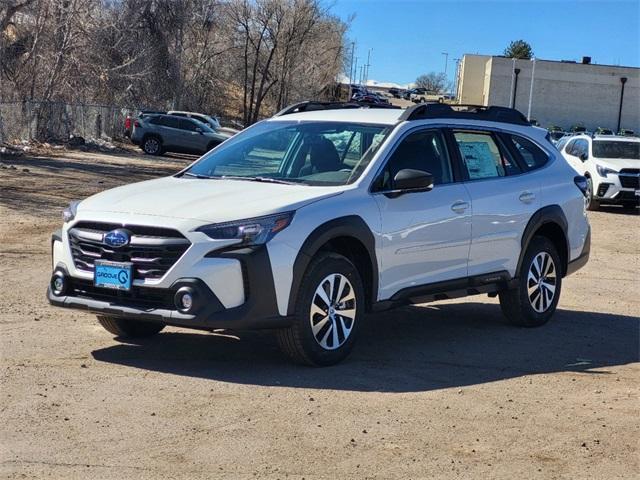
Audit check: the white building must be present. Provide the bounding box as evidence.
[456,54,639,132]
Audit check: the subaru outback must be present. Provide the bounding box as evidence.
[48,103,591,366]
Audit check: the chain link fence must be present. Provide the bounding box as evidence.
[0,101,133,143]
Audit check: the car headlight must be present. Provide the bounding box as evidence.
[196,211,295,246]
[62,200,81,223]
[596,165,617,177]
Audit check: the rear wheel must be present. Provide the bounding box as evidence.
[142,136,162,155]
[277,252,364,366]
[499,236,562,327]
[97,315,164,338]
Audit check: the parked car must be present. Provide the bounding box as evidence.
[48,102,590,366]
[168,110,239,136]
[388,88,401,98]
[594,127,614,135]
[410,88,445,104]
[547,126,566,144]
[618,128,636,137]
[560,134,640,210]
[131,114,231,155]
[124,110,166,138]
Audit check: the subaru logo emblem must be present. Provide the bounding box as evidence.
[103,229,130,248]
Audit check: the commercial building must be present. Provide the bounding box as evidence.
[455,54,639,132]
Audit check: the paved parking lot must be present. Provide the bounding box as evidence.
[1,148,638,479]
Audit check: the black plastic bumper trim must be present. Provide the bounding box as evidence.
[566,227,590,277]
[47,245,291,331]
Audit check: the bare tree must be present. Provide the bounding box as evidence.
[415,72,448,93]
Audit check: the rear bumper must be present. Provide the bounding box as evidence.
[47,244,292,331]
[566,226,590,276]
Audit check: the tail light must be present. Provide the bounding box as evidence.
[574,176,589,197]
[134,120,140,127]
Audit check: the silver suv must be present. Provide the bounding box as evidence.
[131,114,231,156]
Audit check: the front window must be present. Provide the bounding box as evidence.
[184,121,390,186]
[592,141,640,160]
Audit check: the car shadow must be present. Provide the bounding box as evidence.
[91,302,639,393]
[597,204,639,216]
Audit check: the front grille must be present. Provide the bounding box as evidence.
[69,277,175,310]
[69,222,190,281]
[619,169,640,189]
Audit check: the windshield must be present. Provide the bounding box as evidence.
[184,120,391,186]
[592,141,640,160]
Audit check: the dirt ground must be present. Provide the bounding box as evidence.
[0,148,638,479]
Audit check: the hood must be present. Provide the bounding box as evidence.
[594,157,640,170]
[79,176,344,222]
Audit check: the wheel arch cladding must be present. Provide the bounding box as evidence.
[287,216,378,315]
[518,205,570,277]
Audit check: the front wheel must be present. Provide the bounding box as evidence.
[585,177,600,211]
[499,236,562,327]
[142,136,162,155]
[97,315,164,338]
[277,252,364,366]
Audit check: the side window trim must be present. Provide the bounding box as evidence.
[369,127,458,193]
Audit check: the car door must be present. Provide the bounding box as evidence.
[372,128,472,299]
[157,116,181,148]
[449,129,541,277]
[178,118,208,152]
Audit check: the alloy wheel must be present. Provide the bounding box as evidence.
[309,273,356,350]
[527,252,557,313]
[144,138,159,154]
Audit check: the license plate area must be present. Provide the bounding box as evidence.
[94,260,133,291]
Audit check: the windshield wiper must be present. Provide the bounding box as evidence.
[181,172,214,179]
[221,175,301,185]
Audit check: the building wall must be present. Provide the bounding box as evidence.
[456,55,490,105]
[458,54,640,132]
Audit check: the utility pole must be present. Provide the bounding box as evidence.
[349,42,355,83]
[453,58,460,97]
[442,52,449,77]
[364,48,372,86]
[353,57,358,85]
[617,77,628,133]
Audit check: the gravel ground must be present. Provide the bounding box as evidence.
[0,148,638,479]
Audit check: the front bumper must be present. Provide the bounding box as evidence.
[595,175,639,204]
[47,241,292,331]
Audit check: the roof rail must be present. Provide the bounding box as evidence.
[273,101,400,117]
[399,103,530,126]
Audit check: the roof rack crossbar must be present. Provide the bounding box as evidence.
[274,101,400,117]
[399,103,530,126]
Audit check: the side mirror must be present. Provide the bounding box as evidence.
[579,152,588,161]
[387,169,434,197]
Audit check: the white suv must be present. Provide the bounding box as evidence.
[48,103,591,366]
[560,134,640,210]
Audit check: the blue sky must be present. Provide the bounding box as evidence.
[332,0,640,86]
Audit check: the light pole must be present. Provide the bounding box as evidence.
[364,48,372,86]
[617,77,628,133]
[527,57,536,121]
[442,52,449,77]
[511,68,521,109]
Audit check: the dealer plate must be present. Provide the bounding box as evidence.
[94,260,133,291]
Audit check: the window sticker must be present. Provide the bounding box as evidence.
[458,141,499,179]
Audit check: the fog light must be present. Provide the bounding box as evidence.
[51,272,66,296]
[174,287,197,313]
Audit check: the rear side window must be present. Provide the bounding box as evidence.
[158,116,180,128]
[179,119,198,131]
[453,131,510,180]
[505,134,549,170]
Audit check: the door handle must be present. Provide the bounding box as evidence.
[451,200,470,214]
[519,191,536,204]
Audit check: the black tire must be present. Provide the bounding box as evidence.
[585,177,600,211]
[499,236,562,327]
[142,135,163,155]
[276,252,364,366]
[97,315,164,338]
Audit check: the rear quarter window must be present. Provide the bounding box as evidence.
[505,134,549,170]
